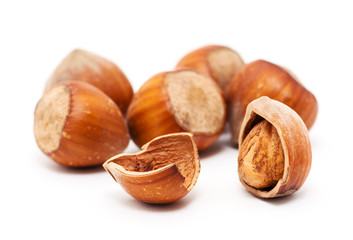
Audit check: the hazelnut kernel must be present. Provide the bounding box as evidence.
[238,120,284,189]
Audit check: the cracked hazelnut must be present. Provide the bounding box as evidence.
[238,96,312,198]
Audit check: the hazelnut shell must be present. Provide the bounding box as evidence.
[103,133,200,204]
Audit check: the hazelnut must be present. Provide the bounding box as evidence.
[238,120,284,189]
[34,81,130,167]
[176,45,244,94]
[127,69,227,151]
[238,96,312,198]
[45,49,133,114]
[103,133,200,204]
[227,59,318,145]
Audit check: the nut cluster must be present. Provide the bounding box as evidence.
[34,45,317,203]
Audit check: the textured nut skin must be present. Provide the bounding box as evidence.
[238,120,284,189]
[238,97,312,198]
[34,81,130,167]
[228,60,318,145]
[45,49,133,114]
[176,45,244,94]
[126,70,226,151]
[103,133,200,204]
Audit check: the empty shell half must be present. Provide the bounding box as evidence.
[103,133,200,204]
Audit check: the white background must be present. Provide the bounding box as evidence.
[1,0,352,239]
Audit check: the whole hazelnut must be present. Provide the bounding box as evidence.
[176,45,244,94]
[228,59,318,145]
[45,49,133,114]
[34,81,130,167]
[126,69,227,151]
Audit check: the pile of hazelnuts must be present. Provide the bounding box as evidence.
[34,45,318,203]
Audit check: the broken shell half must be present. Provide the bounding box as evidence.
[238,96,312,198]
[103,133,200,204]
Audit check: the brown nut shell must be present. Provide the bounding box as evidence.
[34,81,130,167]
[126,69,227,151]
[103,133,200,204]
[228,60,318,145]
[176,45,244,94]
[238,96,312,198]
[45,49,133,114]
